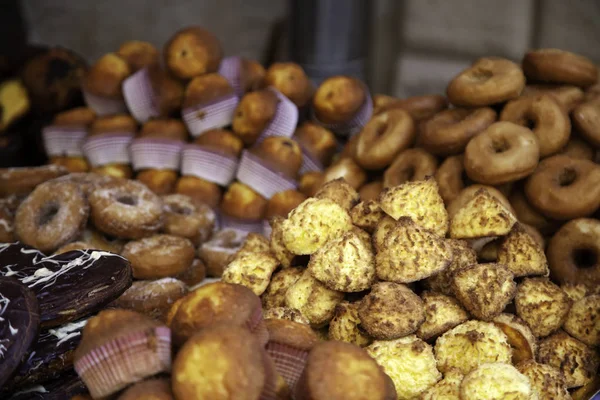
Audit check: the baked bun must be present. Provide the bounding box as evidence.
[138,119,188,141]
[265,190,307,219]
[182,73,234,109]
[232,89,279,146]
[264,62,312,107]
[117,40,160,72]
[83,53,131,99]
[164,26,223,80]
[251,136,303,179]
[313,76,366,124]
[193,128,244,158]
[293,122,337,167]
[220,182,267,221]
[175,176,222,209]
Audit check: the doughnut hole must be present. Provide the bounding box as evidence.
[383,148,438,188]
[116,195,138,206]
[37,201,60,226]
[572,248,598,270]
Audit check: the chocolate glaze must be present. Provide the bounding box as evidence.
[0,276,40,389]
[0,243,132,327]
[7,369,87,400]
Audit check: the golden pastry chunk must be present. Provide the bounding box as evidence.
[419,368,464,400]
[261,267,304,309]
[449,188,517,239]
[459,363,533,400]
[367,335,441,400]
[425,239,478,296]
[493,313,537,364]
[417,291,469,341]
[358,282,425,340]
[372,215,397,252]
[570,375,600,400]
[269,216,296,268]
[263,306,310,325]
[563,294,600,347]
[497,224,549,277]
[452,263,516,321]
[515,277,571,337]
[561,282,592,303]
[378,177,449,237]
[516,360,571,400]
[328,301,372,347]
[282,198,353,255]
[314,178,360,211]
[434,320,512,374]
[376,217,453,283]
[537,331,600,388]
[350,200,385,233]
[308,229,375,292]
[236,233,270,256]
[285,270,344,327]
[221,251,280,296]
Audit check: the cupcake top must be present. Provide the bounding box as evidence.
[251,136,303,179]
[265,318,319,350]
[52,107,96,127]
[265,190,307,219]
[232,89,279,146]
[88,114,138,136]
[183,73,234,109]
[164,26,223,80]
[313,76,366,124]
[264,62,312,107]
[139,119,189,142]
[117,40,160,72]
[294,121,337,167]
[83,53,131,98]
[192,129,244,158]
[220,182,267,221]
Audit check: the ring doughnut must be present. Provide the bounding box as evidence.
[522,49,597,88]
[522,84,584,112]
[53,172,121,197]
[572,100,600,148]
[434,155,467,204]
[0,165,68,197]
[547,218,600,287]
[447,184,515,220]
[377,94,448,121]
[14,181,89,253]
[162,194,215,246]
[508,186,559,235]
[122,234,195,279]
[322,158,367,190]
[419,107,497,155]
[383,148,438,188]
[89,179,164,239]
[464,121,540,185]
[447,57,526,107]
[355,108,416,170]
[525,155,600,220]
[559,137,596,161]
[500,94,571,157]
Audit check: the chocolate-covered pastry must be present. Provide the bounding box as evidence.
[6,369,87,400]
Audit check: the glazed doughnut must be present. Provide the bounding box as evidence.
[383,148,438,188]
[322,158,367,190]
[377,94,448,121]
[547,218,600,287]
[572,99,600,148]
[0,165,68,197]
[355,108,416,170]
[14,181,89,253]
[372,94,397,115]
[419,107,497,156]
[198,229,247,277]
[53,172,120,198]
[162,194,216,246]
[559,137,596,161]
[447,57,526,107]
[122,234,195,279]
[522,84,584,112]
[525,155,600,220]
[447,184,515,220]
[500,94,571,157]
[464,121,540,185]
[89,180,164,239]
[435,155,467,205]
[522,49,597,88]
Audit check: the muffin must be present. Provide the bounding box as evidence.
[264,62,312,108]
[220,182,268,230]
[217,56,266,96]
[293,122,337,173]
[163,26,223,80]
[265,190,307,220]
[117,40,160,72]
[82,53,130,115]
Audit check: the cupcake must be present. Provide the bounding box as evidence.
[82,53,130,116]
[264,62,312,108]
[117,40,160,72]
[293,122,338,174]
[218,56,266,97]
[219,182,268,233]
[163,26,223,80]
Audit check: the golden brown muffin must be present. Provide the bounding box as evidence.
[265,190,307,219]
[182,73,234,109]
[322,157,367,190]
[425,239,477,296]
[268,215,297,268]
[493,313,537,365]
[164,26,223,80]
[118,378,174,400]
[175,176,221,209]
[496,223,549,278]
[221,251,279,296]
[263,307,310,325]
[563,294,600,347]
[139,118,189,141]
[516,360,571,399]
[293,122,337,167]
[328,301,372,347]
[220,181,267,221]
[232,89,279,146]
[117,40,160,72]
[313,76,366,124]
[144,64,185,116]
[198,228,246,277]
[367,335,441,399]
[298,171,325,197]
[162,193,216,246]
[459,362,533,400]
[264,62,312,107]
[296,341,397,400]
[239,58,266,92]
[136,170,177,195]
[515,277,571,337]
[53,107,96,126]
[419,368,463,400]
[88,114,138,135]
[193,128,244,158]
[350,200,385,234]
[417,291,469,341]
[261,267,305,309]
[358,282,425,340]
[83,53,131,99]
[314,178,359,211]
[251,136,303,179]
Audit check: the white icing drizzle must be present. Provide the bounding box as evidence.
[47,319,88,347]
[8,321,18,335]
[0,219,12,232]
[0,339,8,358]
[3,265,22,277]
[10,385,48,397]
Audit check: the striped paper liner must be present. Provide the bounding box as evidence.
[130,138,183,171]
[248,305,270,347]
[255,87,299,144]
[74,326,171,398]
[262,219,273,239]
[82,133,134,167]
[182,94,239,137]
[218,56,244,97]
[311,87,373,137]
[180,144,239,186]
[266,342,309,395]
[122,67,160,123]
[297,144,323,175]
[236,151,297,199]
[219,213,264,234]
[82,90,127,116]
[42,126,87,157]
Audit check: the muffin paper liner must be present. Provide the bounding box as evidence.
[82,133,134,167]
[295,141,323,174]
[123,68,161,123]
[74,326,171,398]
[42,126,87,157]
[256,88,299,144]
[266,341,309,394]
[260,351,281,400]
[182,94,239,137]
[218,56,244,98]
[83,90,128,116]
[262,220,273,239]
[180,144,238,186]
[248,305,270,347]
[130,138,183,171]
[219,213,264,234]
[311,87,373,137]
[236,151,297,199]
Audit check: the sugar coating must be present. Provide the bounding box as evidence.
[459,363,532,400]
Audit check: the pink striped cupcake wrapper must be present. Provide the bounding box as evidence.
[256,87,299,144]
[42,126,87,157]
[180,144,238,186]
[248,305,270,347]
[262,219,273,239]
[295,141,323,175]
[74,326,171,398]
[218,56,244,98]
[83,90,127,116]
[82,132,134,167]
[182,94,239,137]
[266,341,309,394]
[311,88,373,137]
[219,213,264,234]
[130,138,183,171]
[123,67,160,123]
[236,151,297,199]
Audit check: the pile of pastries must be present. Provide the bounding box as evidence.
[0,24,599,400]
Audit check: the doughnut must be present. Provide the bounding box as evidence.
[523,84,584,111]
[500,94,571,157]
[372,94,397,115]
[435,155,466,204]
[88,179,164,239]
[419,107,497,156]
[522,49,597,88]
[547,218,600,287]
[0,165,68,197]
[322,157,367,190]
[358,180,383,202]
[377,94,448,121]
[572,99,600,148]
[525,155,600,219]
[14,181,89,253]
[162,194,215,246]
[464,121,540,185]
[447,57,526,107]
[382,148,438,188]
[53,172,120,198]
[560,137,596,161]
[122,234,195,279]
[354,108,416,170]
[198,228,247,277]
